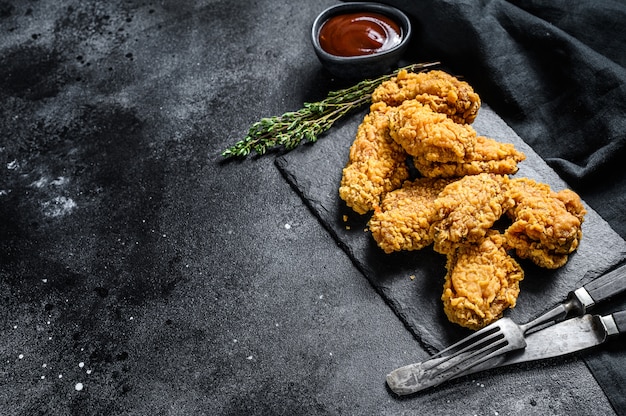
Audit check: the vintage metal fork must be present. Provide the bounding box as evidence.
[386,262,626,395]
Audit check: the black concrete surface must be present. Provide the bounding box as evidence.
[0,1,620,415]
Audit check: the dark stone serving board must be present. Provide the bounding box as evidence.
[275,102,626,354]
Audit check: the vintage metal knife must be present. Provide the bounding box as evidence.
[386,310,626,395]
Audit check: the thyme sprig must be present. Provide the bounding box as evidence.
[221,62,440,158]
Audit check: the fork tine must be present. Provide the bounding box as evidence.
[421,324,504,372]
[427,337,510,379]
[423,331,504,370]
[439,330,528,380]
[430,322,502,359]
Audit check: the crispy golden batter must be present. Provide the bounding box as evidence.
[369,178,453,253]
[388,99,525,177]
[432,174,514,254]
[372,69,481,124]
[388,99,477,163]
[412,135,526,178]
[504,178,586,269]
[442,231,524,330]
[339,102,410,214]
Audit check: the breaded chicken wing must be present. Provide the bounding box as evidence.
[388,100,525,178]
[388,99,477,163]
[412,135,526,178]
[504,178,586,269]
[372,69,481,124]
[339,102,409,214]
[442,231,524,330]
[432,174,513,254]
[369,178,453,253]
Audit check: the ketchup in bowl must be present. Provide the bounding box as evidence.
[318,12,402,57]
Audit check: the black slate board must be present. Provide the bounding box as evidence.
[275,103,626,353]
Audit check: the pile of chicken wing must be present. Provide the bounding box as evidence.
[339,69,586,330]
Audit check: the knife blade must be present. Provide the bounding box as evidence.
[386,310,626,395]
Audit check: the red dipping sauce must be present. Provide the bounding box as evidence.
[318,12,402,57]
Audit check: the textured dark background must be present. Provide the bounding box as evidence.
[1,1,624,415]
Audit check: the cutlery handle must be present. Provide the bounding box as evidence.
[581,262,626,307]
[613,310,626,334]
[598,309,626,338]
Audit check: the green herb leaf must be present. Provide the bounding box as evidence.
[221,62,440,158]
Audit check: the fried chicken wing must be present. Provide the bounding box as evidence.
[388,99,477,163]
[442,231,524,330]
[372,69,481,124]
[339,102,409,215]
[388,99,525,178]
[412,135,526,178]
[504,178,586,269]
[369,178,453,253]
[431,173,513,254]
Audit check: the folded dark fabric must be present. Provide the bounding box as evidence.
[345,0,626,238]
